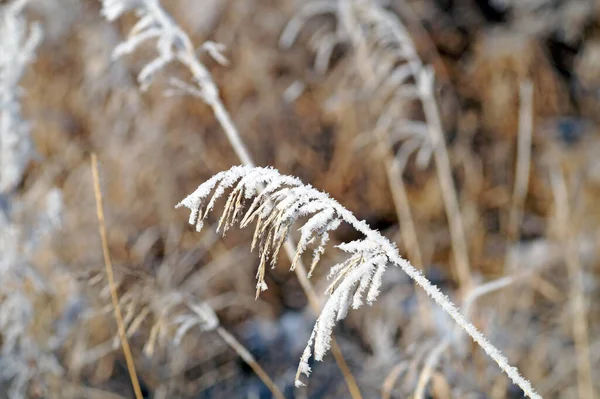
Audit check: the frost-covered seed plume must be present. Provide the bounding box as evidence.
[176,165,541,398]
[101,0,255,167]
[101,0,226,99]
[282,0,436,167]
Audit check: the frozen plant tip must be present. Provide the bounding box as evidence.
[101,0,226,97]
[176,166,541,397]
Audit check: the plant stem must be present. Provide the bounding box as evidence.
[91,153,144,399]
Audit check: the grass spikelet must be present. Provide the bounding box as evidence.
[176,165,541,398]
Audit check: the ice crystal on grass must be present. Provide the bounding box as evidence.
[177,166,541,397]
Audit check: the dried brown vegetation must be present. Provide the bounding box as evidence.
[3,0,600,397]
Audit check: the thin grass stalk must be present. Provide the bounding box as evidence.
[414,275,517,399]
[93,154,284,399]
[549,166,594,399]
[492,81,535,396]
[419,85,472,291]
[91,153,144,399]
[216,327,285,399]
[381,362,408,399]
[506,81,534,242]
[538,340,600,395]
[374,129,432,330]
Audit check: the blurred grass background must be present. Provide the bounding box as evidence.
[3,0,600,397]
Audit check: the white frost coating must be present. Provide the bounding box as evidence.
[0,0,42,194]
[351,258,375,309]
[366,257,387,304]
[297,208,336,262]
[337,238,379,253]
[307,219,340,277]
[0,3,64,388]
[326,254,359,281]
[313,256,381,359]
[176,165,541,399]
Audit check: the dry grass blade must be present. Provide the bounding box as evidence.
[90,153,144,399]
[375,123,432,330]
[549,166,595,399]
[506,81,534,246]
[381,362,408,399]
[216,327,285,399]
